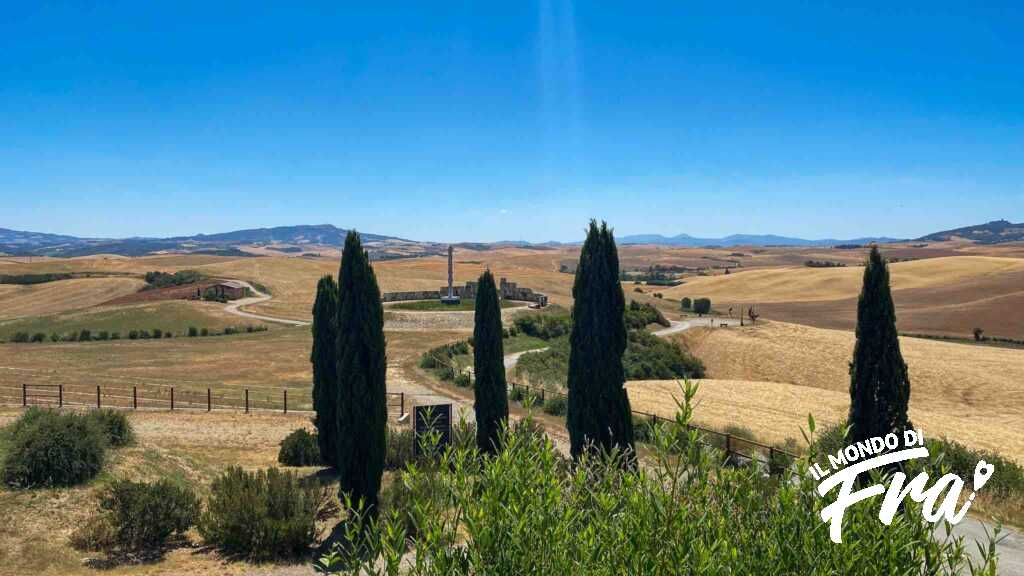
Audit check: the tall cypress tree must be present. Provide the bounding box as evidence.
[567,220,634,460]
[473,269,508,454]
[335,231,387,514]
[311,275,339,467]
[848,245,911,445]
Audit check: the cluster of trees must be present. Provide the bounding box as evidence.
[680,296,712,316]
[143,270,203,289]
[0,272,75,285]
[6,324,267,343]
[619,266,683,286]
[804,260,847,268]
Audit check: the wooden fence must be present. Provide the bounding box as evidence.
[0,382,407,419]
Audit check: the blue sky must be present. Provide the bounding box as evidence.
[1,2,1022,243]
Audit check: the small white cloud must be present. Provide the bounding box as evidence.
[499,208,509,215]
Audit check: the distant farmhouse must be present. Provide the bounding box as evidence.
[381,278,548,307]
[196,280,248,301]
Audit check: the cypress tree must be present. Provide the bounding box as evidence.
[311,275,339,467]
[567,220,635,460]
[848,245,911,446]
[335,231,387,514]
[473,269,508,454]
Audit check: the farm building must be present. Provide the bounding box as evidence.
[202,280,248,300]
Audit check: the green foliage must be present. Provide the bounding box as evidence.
[188,326,198,337]
[681,297,692,310]
[200,328,209,336]
[385,427,416,470]
[78,329,92,342]
[277,428,322,467]
[926,437,1024,499]
[542,395,567,416]
[128,330,139,340]
[11,332,29,343]
[152,328,163,339]
[692,297,711,316]
[453,372,472,388]
[567,220,634,460]
[143,270,203,289]
[624,300,670,329]
[624,330,705,380]
[473,270,508,454]
[0,272,74,284]
[321,385,997,575]
[1,408,107,488]
[74,478,198,553]
[198,467,330,561]
[335,230,387,514]
[849,246,911,446]
[30,332,45,342]
[85,409,134,447]
[513,313,572,340]
[311,274,340,468]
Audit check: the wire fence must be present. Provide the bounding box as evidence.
[508,381,797,475]
[0,382,407,419]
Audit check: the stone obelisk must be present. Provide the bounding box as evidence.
[442,245,460,304]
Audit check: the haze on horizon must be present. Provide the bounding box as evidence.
[1,2,1022,243]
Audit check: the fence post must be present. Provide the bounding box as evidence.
[22,384,26,407]
[59,385,63,407]
[245,389,249,414]
[133,386,137,410]
[768,447,775,474]
[401,392,405,418]
[170,387,174,411]
[725,433,732,457]
[97,385,101,409]
[207,388,211,412]
[283,390,288,414]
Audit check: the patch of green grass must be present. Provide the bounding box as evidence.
[0,301,269,340]
[500,334,549,355]
[389,298,518,312]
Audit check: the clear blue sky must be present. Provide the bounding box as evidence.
[2,2,1022,242]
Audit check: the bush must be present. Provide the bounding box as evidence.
[453,372,472,388]
[12,332,30,343]
[50,332,60,342]
[64,332,79,342]
[692,297,711,316]
[542,395,567,416]
[140,330,151,339]
[96,331,110,341]
[152,328,163,339]
[198,467,330,561]
[223,326,239,335]
[163,331,173,338]
[200,328,209,336]
[681,297,692,310]
[1,409,107,488]
[385,427,416,470]
[74,478,199,553]
[277,429,322,467]
[624,300,670,329]
[188,326,198,337]
[128,330,139,340]
[85,409,134,447]
[513,313,572,341]
[30,332,46,342]
[79,329,92,342]
[111,332,121,340]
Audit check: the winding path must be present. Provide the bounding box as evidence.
[220,280,310,327]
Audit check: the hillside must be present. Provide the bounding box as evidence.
[919,219,1024,244]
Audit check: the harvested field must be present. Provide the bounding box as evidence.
[0,277,147,320]
[671,321,1024,461]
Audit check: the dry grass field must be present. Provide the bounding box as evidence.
[0,408,326,576]
[663,321,1024,461]
[0,278,148,321]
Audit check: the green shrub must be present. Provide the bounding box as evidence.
[198,467,330,561]
[85,409,134,447]
[1,409,107,488]
[692,297,712,315]
[223,326,238,335]
[12,332,29,343]
[96,331,110,341]
[200,328,209,337]
[188,326,199,337]
[140,330,152,339]
[680,297,692,310]
[385,427,416,470]
[30,332,46,342]
[513,314,572,341]
[64,332,79,342]
[624,300,670,329]
[49,332,60,342]
[623,330,705,380]
[73,478,199,553]
[152,328,163,339]
[79,329,92,342]
[128,330,139,340]
[453,372,472,388]
[111,332,121,340]
[277,429,322,467]
[542,395,567,416]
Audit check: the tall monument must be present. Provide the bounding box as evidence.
[441,245,461,304]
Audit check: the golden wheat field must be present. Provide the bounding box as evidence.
[661,321,1024,461]
[0,278,148,321]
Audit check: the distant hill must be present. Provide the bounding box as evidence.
[918,220,1024,244]
[0,224,413,258]
[617,233,903,247]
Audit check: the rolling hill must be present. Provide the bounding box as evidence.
[918,219,1024,244]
